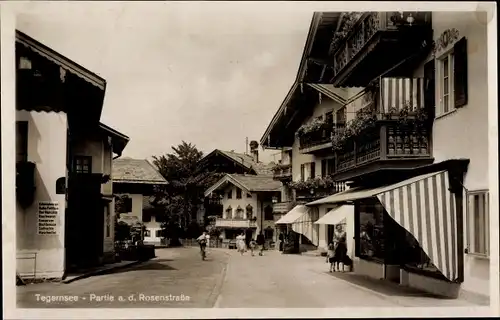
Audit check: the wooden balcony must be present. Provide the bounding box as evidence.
[273,164,292,181]
[215,218,257,229]
[298,124,333,154]
[328,12,432,87]
[273,201,294,213]
[332,123,433,181]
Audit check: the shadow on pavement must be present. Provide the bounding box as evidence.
[96,261,177,276]
[326,271,450,299]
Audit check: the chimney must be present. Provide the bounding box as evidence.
[249,140,259,163]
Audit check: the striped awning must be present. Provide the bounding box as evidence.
[306,170,459,282]
[314,205,353,225]
[377,170,458,282]
[275,205,309,224]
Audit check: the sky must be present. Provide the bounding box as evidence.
[11,1,331,164]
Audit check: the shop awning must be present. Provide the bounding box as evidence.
[306,170,459,282]
[275,205,309,224]
[314,205,353,225]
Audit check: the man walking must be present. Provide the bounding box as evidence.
[256,232,266,256]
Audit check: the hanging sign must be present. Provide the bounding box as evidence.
[37,201,59,235]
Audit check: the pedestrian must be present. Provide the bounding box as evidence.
[249,238,257,256]
[236,232,246,255]
[256,232,265,256]
[278,232,284,251]
[333,236,347,272]
[327,242,335,272]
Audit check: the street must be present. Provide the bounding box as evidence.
[17,247,485,308]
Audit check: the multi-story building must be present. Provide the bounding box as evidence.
[15,30,129,280]
[204,174,282,244]
[112,158,169,246]
[197,141,274,227]
[261,12,490,301]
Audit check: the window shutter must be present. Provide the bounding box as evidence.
[423,59,435,112]
[321,159,327,177]
[454,37,468,108]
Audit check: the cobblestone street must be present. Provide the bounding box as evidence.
[17,248,229,308]
[17,247,485,309]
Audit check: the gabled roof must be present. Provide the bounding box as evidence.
[99,122,130,156]
[204,174,282,197]
[199,149,275,176]
[113,158,168,185]
[260,12,346,148]
[16,30,106,90]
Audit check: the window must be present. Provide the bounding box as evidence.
[225,206,233,219]
[467,190,489,256]
[321,159,327,177]
[436,37,468,116]
[336,107,346,125]
[74,156,92,174]
[264,205,273,221]
[246,204,253,219]
[142,210,152,223]
[325,111,333,124]
[236,188,242,199]
[327,158,335,175]
[227,189,232,199]
[156,230,162,238]
[300,164,305,181]
[16,121,28,162]
[439,53,454,114]
[144,229,151,237]
[247,193,252,198]
[115,195,132,213]
[235,206,244,219]
[310,162,316,179]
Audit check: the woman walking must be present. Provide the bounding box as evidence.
[236,232,246,255]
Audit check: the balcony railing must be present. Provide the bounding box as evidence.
[329,12,432,86]
[299,123,333,152]
[215,218,257,228]
[335,124,431,174]
[273,164,292,181]
[273,201,294,213]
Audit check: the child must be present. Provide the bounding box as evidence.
[249,239,257,256]
[327,242,335,272]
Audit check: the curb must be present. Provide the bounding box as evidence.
[61,260,145,284]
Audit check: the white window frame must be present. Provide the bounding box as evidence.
[466,189,489,257]
[436,50,455,117]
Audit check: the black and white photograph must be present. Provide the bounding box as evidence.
[1,1,498,319]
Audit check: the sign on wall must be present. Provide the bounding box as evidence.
[37,201,59,235]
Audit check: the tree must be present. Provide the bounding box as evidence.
[150,141,222,246]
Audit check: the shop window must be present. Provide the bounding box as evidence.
[467,190,489,256]
[358,199,385,261]
[74,156,92,174]
[236,188,242,199]
[16,121,28,162]
[264,205,273,221]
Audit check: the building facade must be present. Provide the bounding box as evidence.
[204,174,282,245]
[15,30,129,279]
[260,12,490,299]
[112,158,169,246]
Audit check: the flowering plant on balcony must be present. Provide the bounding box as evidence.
[272,163,292,172]
[296,117,328,137]
[329,12,364,54]
[385,102,429,129]
[288,176,336,190]
[331,110,377,151]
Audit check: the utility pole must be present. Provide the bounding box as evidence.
[245,137,248,155]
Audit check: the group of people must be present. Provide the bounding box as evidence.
[236,231,266,256]
[326,224,350,272]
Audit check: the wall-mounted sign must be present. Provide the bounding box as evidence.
[37,201,59,235]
